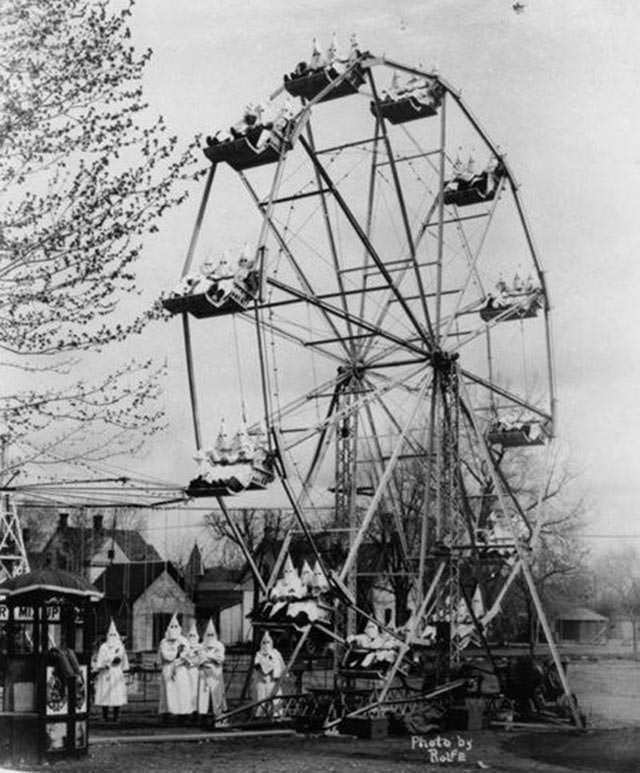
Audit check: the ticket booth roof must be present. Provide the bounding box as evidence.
[0,568,103,604]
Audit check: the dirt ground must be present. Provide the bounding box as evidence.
[2,658,640,773]
[8,728,638,773]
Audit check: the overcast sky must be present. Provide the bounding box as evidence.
[107,0,640,549]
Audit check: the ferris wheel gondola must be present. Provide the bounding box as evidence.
[162,40,582,729]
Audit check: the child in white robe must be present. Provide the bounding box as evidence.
[197,619,227,726]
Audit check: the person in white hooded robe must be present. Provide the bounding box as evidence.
[94,619,129,721]
[197,619,227,726]
[185,620,201,716]
[158,614,192,722]
[252,631,286,718]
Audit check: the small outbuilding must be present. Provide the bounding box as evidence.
[554,607,608,644]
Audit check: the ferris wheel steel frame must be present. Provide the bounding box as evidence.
[170,50,577,727]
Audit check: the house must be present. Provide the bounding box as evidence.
[554,607,608,643]
[195,566,253,644]
[94,561,195,651]
[37,512,161,581]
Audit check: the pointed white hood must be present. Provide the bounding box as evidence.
[204,618,218,645]
[187,620,200,646]
[165,613,182,641]
[106,618,122,646]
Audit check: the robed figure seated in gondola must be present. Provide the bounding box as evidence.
[343,620,400,672]
[487,411,549,447]
[188,419,276,496]
[162,245,261,318]
[443,154,505,207]
[253,555,332,627]
[284,34,366,102]
[204,99,299,171]
[480,272,543,322]
[372,70,444,124]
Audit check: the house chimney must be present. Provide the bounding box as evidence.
[58,512,69,530]
[93,514,104,532]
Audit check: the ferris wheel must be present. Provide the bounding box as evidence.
[162,38,580,726]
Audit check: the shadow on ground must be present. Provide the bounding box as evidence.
[504,728,640,773]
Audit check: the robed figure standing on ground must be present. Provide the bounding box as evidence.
[158,614,192,722]
[197,619,227,726]
[252,631,285,718]
[185,620,201,716]
[93,619,129,722]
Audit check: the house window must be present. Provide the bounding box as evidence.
[152,613,173,649]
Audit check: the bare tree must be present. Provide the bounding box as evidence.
[594,546,640,659]
[0,0,201,474]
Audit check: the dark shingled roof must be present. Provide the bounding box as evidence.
[39,526,161,566]
[94,561,183,602]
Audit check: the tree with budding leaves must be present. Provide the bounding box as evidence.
[0,0,203,478]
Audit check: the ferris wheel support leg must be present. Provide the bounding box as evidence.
[519,558,584,729]
[457,382,583,728]
[339,376,430,583]
[418,374,439,599]
[376,561,446,707]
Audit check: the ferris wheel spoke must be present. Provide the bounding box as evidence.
[461,367,551,422]
[267,276,429,358]
[440,179,506,342]
[457,383,535,538]
[236,311,343,365]
[368,70,436,345]
[238,173,352,359]
[298,134,431,350]
[303,122,357,353]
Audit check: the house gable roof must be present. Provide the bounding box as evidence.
[40,526,161,564]
[94,561,183,602]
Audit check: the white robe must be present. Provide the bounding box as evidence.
[253,647,285,717]
[197,642,227,716]
[94,642,129,706]
[158,637,192,715]
[186,643,201,713]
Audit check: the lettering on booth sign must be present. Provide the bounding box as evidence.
[411,734,474,764]
[0,605,60,622]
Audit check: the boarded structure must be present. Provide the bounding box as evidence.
[94,561,195,651]
[195,566,253,644]
[554,607,608,643]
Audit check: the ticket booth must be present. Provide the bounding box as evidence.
[0,568,102,765]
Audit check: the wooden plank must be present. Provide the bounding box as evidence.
[91,728,297,745]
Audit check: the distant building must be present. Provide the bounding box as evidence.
[195,566,253,644]
[37,512,161,581]
[94,561,195,651]
[554,607,608,643]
